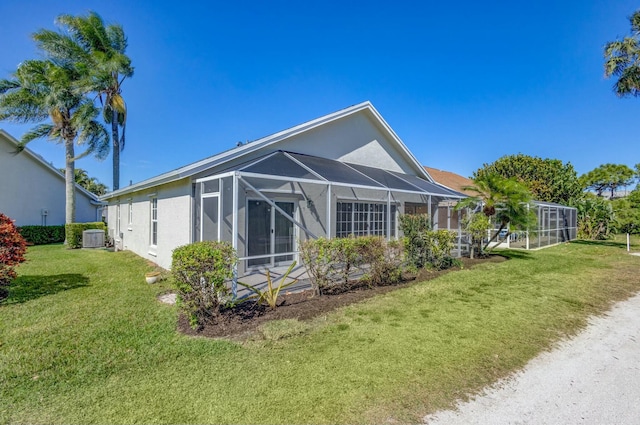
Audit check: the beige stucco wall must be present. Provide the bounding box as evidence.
[0,132,99,226]
[107,178,191,269]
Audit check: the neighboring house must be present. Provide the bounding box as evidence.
[425,166,578,250]
[0,129,103,226]
[101,101,466,276]
[423,166,474,194]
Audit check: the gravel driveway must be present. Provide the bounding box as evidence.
[424,292,640,425]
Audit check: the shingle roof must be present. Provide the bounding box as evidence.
[423,166,474,194]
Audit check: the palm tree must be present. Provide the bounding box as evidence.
[0,59,109,224]
[59,167,110,196]
[604,10,640,97]
[34,12,133,191]
[456,174,536,250]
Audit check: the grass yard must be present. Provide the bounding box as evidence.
[1,238,639,424]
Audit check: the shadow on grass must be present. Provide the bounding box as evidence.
[1,274,89,305]
[490,250,534,260]
[570,240,630,249]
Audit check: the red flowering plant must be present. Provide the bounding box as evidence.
[0,213,27,290]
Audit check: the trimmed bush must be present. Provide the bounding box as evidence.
[399,215,458,270]
[172,241,237,328]
[64,222,106,249]
[18,225,65,245]
[300,236,404,294]
[398,214,432,268]
[0,213,27,290]
[423,230,458,270]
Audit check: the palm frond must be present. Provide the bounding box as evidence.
[32,29,89,67]
[75,119,109,161]
[21,123,55,145]
[0,78,21,94]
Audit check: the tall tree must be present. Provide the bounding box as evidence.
[574,194,615,240]
[34,12,133,191]
[579,163,635,198]
[612,191,640,234]
[473,154,582,204]
[60,167,110,196]
[604,10,640,97]
[456,174,536,250]
[0,60,109,224]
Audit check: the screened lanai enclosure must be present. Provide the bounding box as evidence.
[488,201,578,249]
[193,150,466,280]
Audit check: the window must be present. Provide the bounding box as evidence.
[405,202,428,215]
[336,202,396,238]
[150,197,158,246]
[128,200,133,228]
[116,203,121,236]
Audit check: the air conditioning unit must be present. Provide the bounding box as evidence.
[82,229,105,248]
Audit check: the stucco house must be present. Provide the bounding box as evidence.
[100,102,466,278]
[0,129,103,226]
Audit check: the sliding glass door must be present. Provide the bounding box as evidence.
[247,200,295,267]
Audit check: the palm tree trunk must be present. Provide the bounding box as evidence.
[483,222,507,251]
[65,138,76,224]
[112,109,120,191]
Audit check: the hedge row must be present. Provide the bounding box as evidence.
[65,222,107,249]
[300,236,404,295]
[18,225,66,245]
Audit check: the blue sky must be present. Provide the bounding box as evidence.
[1,0,639,190]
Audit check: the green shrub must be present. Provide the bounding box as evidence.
[64,222,106,249]
[358,237,404,287]
[399,215,457,270]
[461,213,491,258]
[398,214,432,268]
[300,236,404,294]
[18,225,65,245]
[171,241,236,328]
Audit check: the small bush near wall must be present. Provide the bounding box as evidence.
[300,236,404,295]
[399,214,432,269]
[65,222,107,249]
[0,213,27,294]
[18,225,65,245]
[365,238,404,286]
[172,241,237,328]
[399,215,458,270]
[423,229,458,270]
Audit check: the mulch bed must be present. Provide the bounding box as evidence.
[177,255,507,339]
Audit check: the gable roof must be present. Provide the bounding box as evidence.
[0,129,100,203]
[101,101,432,200]
[424,166,474,194]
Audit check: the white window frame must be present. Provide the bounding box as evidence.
[127,199,133,230]
[150,197,158,249]
[116,203,121,238]
[336,201,397,238]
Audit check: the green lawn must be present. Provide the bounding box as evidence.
[1,238,639,424]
